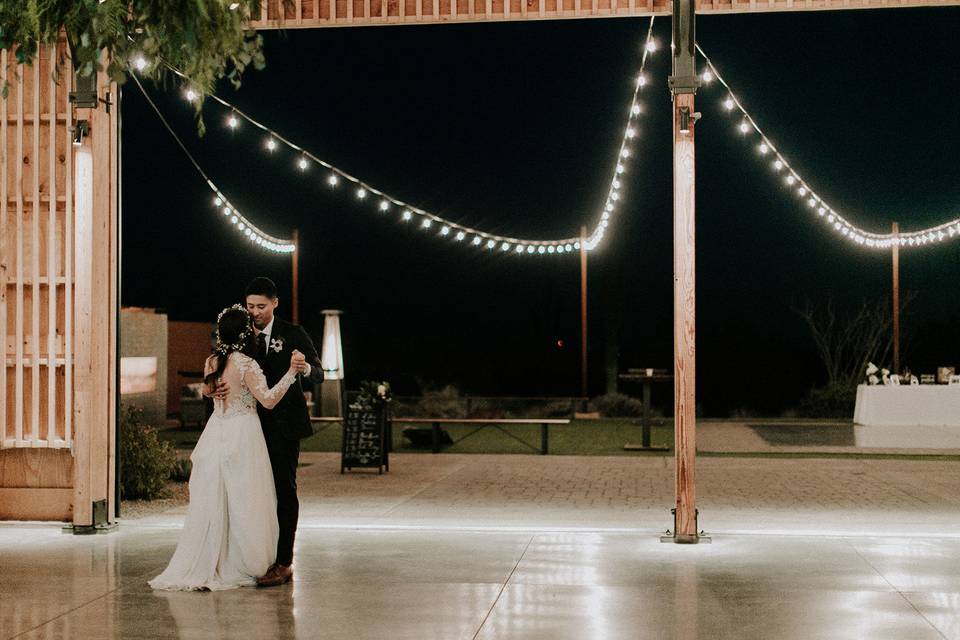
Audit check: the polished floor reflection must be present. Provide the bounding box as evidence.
[2,525,958,639]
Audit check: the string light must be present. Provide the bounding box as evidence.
[126,73,293,256]
[698,43,960,249]
[207,182,295,253]
[153,17,658,257]
[265,137,277,151]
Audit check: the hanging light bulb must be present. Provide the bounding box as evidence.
[402,210,412,221]
[702,69,713,83]
[327,174,338,186]
[227,114,239,129]
[379,200,390,212]
[133,55,149,72]
[265,137,277,151]
[759,143,769,154]
[645,39,657,53]
[184,88,198,102]
[723,97,735,111]
[356,188,367,199]
[297,157,309,171]
[738,121,750,134]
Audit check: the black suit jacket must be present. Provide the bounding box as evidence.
[255,317,324,441]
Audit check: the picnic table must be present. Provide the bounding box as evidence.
[393,418,571,454]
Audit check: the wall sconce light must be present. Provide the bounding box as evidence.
[678,107,701,134]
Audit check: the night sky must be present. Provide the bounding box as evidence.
[121,8,960,415]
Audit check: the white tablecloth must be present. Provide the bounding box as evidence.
[853,384,960,427]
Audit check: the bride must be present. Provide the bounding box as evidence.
[150,305,302,591]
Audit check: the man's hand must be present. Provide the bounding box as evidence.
[291,349,309,374]
[204,379,230,400]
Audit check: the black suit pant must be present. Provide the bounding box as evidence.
[266,434,300,566]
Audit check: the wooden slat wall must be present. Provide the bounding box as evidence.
[1,44,75,521]
[250,0,960,27]
[2,43,116,524]
[2,44,71,451]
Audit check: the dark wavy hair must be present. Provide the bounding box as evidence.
[204,307,255,388]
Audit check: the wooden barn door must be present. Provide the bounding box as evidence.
[1,44,118,526]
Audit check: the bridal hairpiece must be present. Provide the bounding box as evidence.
[215,304,252,356]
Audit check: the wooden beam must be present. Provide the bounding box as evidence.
[892,221,900,373]
[250,0,960,27]
[580,226,588,399]
[673,92,697,542]
[0,50,7,444]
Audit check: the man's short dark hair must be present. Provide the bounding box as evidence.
[245,277,278,299]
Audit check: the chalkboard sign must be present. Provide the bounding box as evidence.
[341,407,388,473]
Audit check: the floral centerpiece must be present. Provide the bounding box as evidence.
[354,380,393,411]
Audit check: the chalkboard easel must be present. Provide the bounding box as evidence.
[341,406,389,474]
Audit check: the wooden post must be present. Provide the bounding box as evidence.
[668,0,701,543]
[672,93,697,542]
[292,228,300,325]
[72,68,118,531]
[891,222,900,374]
[580,225,588,400]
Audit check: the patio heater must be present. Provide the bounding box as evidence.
[319,310,345,417]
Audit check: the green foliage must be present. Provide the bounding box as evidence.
[354,380,393,410]
[590,393,645,418]
[0,1,281,130]
[400,385,467,418]
[119,406,176,500]
[795,384,857,419]
[170,457,193,483]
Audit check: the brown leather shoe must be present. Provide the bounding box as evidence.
[256,563,293,587]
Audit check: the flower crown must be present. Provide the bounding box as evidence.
[215,304,252,356]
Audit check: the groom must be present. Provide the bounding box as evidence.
[213,277,323,587]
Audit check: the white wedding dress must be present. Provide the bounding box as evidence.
[149,352,297,591]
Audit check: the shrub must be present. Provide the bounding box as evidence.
[170,458,193,483]
[407,385,466,418]
[795,385,856,419]
[119,407,176,500]
[591,393,645,418]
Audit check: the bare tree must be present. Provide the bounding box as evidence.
[795,294,914,391]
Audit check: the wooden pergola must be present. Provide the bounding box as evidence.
[2,0,956,531]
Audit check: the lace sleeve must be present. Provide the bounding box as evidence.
[242,358,298,410]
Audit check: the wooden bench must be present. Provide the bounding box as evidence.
[392,418,571,454]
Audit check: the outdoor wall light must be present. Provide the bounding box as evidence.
[678,107,700,134]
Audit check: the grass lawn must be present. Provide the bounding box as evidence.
[159,419,675,456]
[157,419,960,460]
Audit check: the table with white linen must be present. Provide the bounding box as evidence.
[854,384,960,426]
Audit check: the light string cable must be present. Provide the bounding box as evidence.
[129,72,296,253]
[586,15,657,251]
[159,16,658,257]
[697,44,960,249]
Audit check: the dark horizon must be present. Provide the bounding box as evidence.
[121,8,960,416]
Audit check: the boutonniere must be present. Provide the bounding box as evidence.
[270,337,284,353]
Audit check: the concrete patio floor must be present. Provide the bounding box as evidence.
[3,452,959,639]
